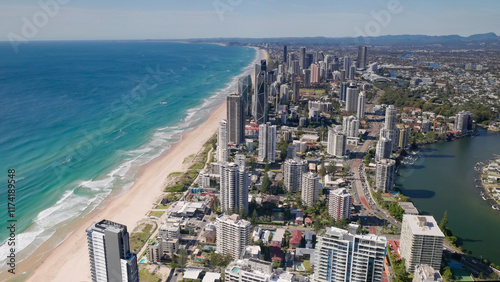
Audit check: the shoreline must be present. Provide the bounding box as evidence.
[10,46,268,282]
[19,101,228,282]
[477,156,500,210]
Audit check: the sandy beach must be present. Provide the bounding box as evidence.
[9,48,269,282]
[21,100,227,281]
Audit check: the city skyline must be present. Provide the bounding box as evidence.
[1,0,499,41]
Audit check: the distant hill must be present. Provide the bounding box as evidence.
[180,33,500,49]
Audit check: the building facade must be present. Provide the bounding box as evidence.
[253,60,268,124]
[216,214,252,259]
[328,188,352,221]
[327,127,346,157]
[258,122,277,162]
[345,84,359,113]
[357,92,366,119]
[454,111,473,132]
[86,220,139,282]
[227,94,245,145]
[301,172,319,207]
[313,226,386,282]
[357,45,367,69]
[218,120,228,162]
[375,137,392,162]
[220,162,249,215]
[284,158,307,192]
[343,115,359,138]
[375,158,396,192]
[400,215,445,272]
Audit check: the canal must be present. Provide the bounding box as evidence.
[398,129,500,264]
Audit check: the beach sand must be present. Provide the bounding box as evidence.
[15,48,269,282]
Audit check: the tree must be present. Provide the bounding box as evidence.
[234,205,239,216]
[264,161,270,172]
[439,210,448,233]
[318,163,327,178]
[313,220,322,233]
[261,174,271,194]
[277,141,289,160]
[251,209,259,225]
[239,205,247,219]
[177,248,188,271]
[208,251,222,270]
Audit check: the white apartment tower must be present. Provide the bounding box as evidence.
[313,226,387,282]
[327,127,346,157]
[400,215,445,272]
[86,220,139,282]
[216,214,252,259]
[220,162,249,215]
[357,92,366,119]
[385,105,397,130]
[301,172,319,207]
[218,120,228,162]
[283,158,307,192]
[375,158,396,192]
[343,115,359,138]
[328,188,352,221]
[258,122,277,162]
[375,137,392,162]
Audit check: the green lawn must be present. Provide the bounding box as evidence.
[155,204,170,209]
[139,265,162,282]
[130,223,155,254]
[303,260,311,272]
[149,211,165,217]
[381,195,396,202]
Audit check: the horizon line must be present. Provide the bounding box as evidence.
[0,32,498,43]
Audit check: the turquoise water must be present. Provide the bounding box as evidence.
[398,130,500,264]
[0,41,258,265]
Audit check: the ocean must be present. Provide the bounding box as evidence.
[0,41,258,267]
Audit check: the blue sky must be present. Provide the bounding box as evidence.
[1,0,499,40]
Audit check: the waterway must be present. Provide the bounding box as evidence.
[397,129,500,264]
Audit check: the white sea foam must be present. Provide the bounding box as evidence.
[0,46,264,271]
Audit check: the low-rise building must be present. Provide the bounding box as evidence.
[413,264,443,282]
[289,230,302,249]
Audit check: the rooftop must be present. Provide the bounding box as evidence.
[202,272,221,282]
[399,202,419,215]
[217,214,252,228]
[272,228,286,243]
[403,215,445,237]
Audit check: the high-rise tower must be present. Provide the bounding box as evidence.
[220,162,249,215]
[258,122,276,162]
[357,45,368,69]
[86,220,139,282]
[227,94,245,144]
[252,60,268,124]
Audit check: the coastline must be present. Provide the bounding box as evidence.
[21,101,228,282]
[11,47,268,282]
